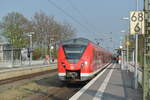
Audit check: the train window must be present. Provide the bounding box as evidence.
[63,45,86,62]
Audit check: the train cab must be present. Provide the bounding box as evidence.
[57,38,111,81]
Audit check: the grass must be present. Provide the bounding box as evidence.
[0,81,48,100]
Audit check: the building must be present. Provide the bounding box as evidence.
[0,36,11,61]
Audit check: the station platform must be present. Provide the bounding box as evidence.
[0,63,57,81]
[70,64,142,100]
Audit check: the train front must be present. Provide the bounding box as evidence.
[57,38,92,81]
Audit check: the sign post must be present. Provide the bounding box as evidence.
[130,11,145,89]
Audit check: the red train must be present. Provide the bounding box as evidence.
[57,38,112,81]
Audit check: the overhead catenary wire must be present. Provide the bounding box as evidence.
[66,0,98,34]
[47,0,93,33]
[47,0,110,49]
[65,0,110,45]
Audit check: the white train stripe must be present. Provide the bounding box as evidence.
[81,63,110,76]
[58,63,110,77]
[69,63,112,100]
[58,73,66,76]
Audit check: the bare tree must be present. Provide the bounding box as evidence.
[0,11,76,58]
[0,12,30,48]
[32,11,55,55]
[60,23,76,41]
[32,11,76,55]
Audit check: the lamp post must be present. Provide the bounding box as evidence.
[120,45,124,70]
[121,30,129,70]
[49,38,54,63]
[120,36,125,70]
[11,32,14,67]
[27,32,34,66]
[50,45,54,63]
[126,36,129,72]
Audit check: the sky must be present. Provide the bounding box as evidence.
[0,0,144,52]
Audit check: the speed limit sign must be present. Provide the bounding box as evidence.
[130,11,145,34]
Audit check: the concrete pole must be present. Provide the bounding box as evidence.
[135,34,138,89]
[134,0,139,89]
[10,31,14,67]
[127,36,129,71]
[11,47,13,67]
[121,49,124,70]
[28,32,34,66]
[132,50,135,66]
[29,35,32,66]
[50,47,51,64]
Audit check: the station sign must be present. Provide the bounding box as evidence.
[130,11,145,35]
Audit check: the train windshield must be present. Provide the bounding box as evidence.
[63,45,86,62]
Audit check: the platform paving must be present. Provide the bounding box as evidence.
[70,64,142,100]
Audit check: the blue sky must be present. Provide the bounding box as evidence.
[0,0,143,52]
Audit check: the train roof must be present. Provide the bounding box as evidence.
[61,38,89,46]
[61,37,112,54]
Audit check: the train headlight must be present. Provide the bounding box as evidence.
[84,61,88,65]
[81,61,88,68]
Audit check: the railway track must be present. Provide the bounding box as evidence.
[0,64,110,100]
[25,76,86,100]
[0,69,57,85]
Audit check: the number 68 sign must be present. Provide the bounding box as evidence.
[130,11,145,35]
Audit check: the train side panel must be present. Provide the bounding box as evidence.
[79,43,94,80]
